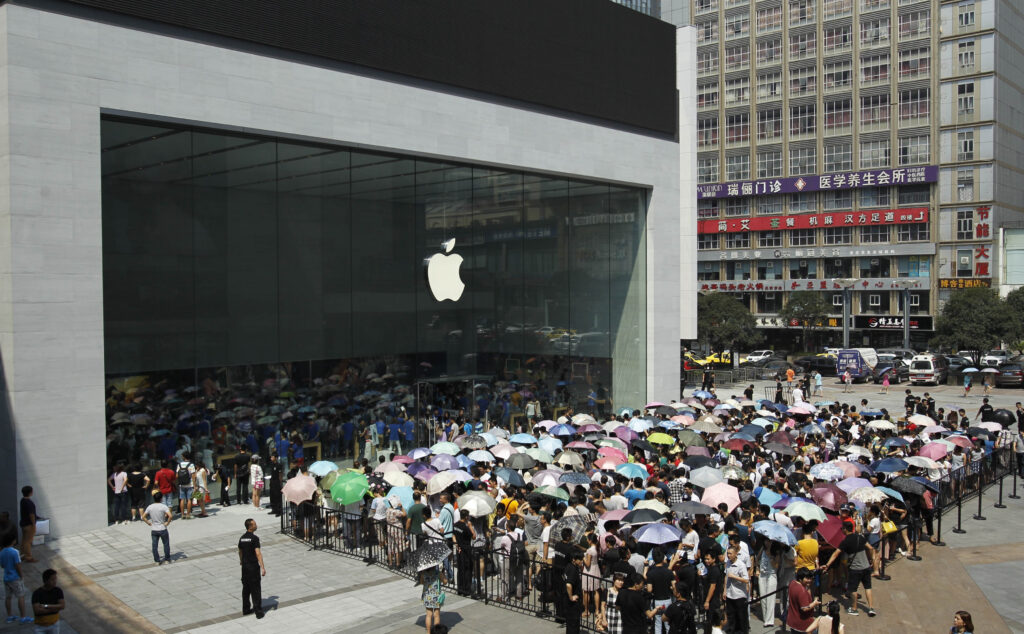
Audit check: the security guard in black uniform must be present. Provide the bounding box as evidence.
[238,518,266,619]
[267,453,283,516]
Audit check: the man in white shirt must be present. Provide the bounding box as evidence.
[605,487,628,511]
[143,492,173,565]
[724,546,750,633]
[792,385,804,404]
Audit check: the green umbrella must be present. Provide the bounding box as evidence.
[647,432,676,445]
[535,485,570,501]
[678,429,707,447]
[319,470,340,490]
[330,472,369,506]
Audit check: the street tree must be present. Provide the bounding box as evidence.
[930,287,1013,365]
[1003,286,1024,352]
[777,291,830,353]
[697,292,763,358]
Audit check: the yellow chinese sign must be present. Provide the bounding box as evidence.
[938,278,991,289]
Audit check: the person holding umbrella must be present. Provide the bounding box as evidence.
[414,540,450,634]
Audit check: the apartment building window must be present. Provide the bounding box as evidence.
[695,0,717,14]
[759,230,783,248]
[956,248,973,276]
[899,47,930,79]
[861,0,889,8]
[725,45,750,69]
[859,186,891,207]
[698,262,721,280]
[898,10,930,39]
[725,78,750,105]
[757,7,782,33]
[861,54,890,84]
[860,140,891,169]
[757,72,783,99]
[725,198,750,216]
[758,263,783,283]
[759,293,782,312]
[825,99,853,131]
[958,41,975,70]
[757,197,784,215]
[957,168,974,201]
[959,3,976,28]
[897,255,930,277]
[727,261,752,280]
[698,157,719,183]
[824,190,854,210]
[861,258,891,278]
[726,232,751,248]
[698,83,719,108]
[698,117,718,147]
[860,94,890,129]
[898,135,929,165]
[790,67,816,95]
[825,259,853,277]
[823,0,853,19]
[726,113,750,143]
[899,88,930,121]
[790,104,816,136]
[824,61,852,90]
[825,227,854,245]
[697,21,718,43]
[790,259,818,279]
[725,14,749,39]
[757,109,782,140]
[698,234,720,250]
[956,209,974,240]
[824,25,853,52]
[790,31,816,59]
[860,17,890,46]
[898,184,930,204]
[790,191,816,212]
[790,229,817,246]
[957,82,975,115]
[790,148,816,176]
[698,50,718,74]
[898,223,930,241]
[757,39,783,64]
[698,199,720,219]
[757,150,783,177]
[958,130,975,161]
[860,225,890,243]
[790,0,815,25]
[726,155,751,180]
[824,142,853,171]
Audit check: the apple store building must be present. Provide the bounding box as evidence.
[0,0,688,533]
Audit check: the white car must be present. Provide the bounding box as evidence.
[982,349,1011,367]
[745,350,775,363]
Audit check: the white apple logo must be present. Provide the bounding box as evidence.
[425,238,465,302]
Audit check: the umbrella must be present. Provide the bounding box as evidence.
[784,501,827,522]
[457,491,498,517]
[865,420,897,431]
[462,435,489,450]
[412,540,452,572]
[408,447,431,459]
[629,419,653,433]
[388,486,415,510]
[842,445,874,459]
[905,456,940,470]
[494,467,526,488]
[811,483,848,511]
[848,486,888,504]
[538,437,564,455]
[962,367,979,373]
[918,443,949,459]
[765,431,795,445]
[799,423,826,436]
[648,432,676,445]
[645,401,666,409]
[622,508,666,524]
[330,472,369,505]
[883,438,910,449]
[468,450,496,463]
[550,424,577,436]
[282,473,318,503]
[753,520,797,546]
[689,465,724,488]
[908,414,936,426]
[671,500,715,516]
[577,423,603,433]
[724,439,754,452]
[383,471,415,487]
[981,368,999,373]
[566,440,597,451]
[430,442,460,455]
[526,448,554,464]
[809,463,845,482]
[634,522,683,545]
[552,514,590,542]
[375,462,409,475]
[535,485,570,501]
[678,430,706,447]
[594,456,624,470]
[946,435,975,449]
[531,469,563,488]
[506,453,537,470]
[654,405,677,416]
[756,488,783,508]
[978,422,1004,433]
[632,439,657,454]
[829,461,865,479]
[888,475,927,497]
[319,470,340,490]
[816,516,845,549]
[721,465,746,481]
[614,427,639,443]
[615,462,649,480]
[876,486,905,502]
[601,509,631,522]
[836,477,872,493]
[554,451,584,468]
[426,471,463,495]
[872,457,909,473]
[702,482,741,513]
[684,455,716,470]
[912,476,941,493]
[306,460,340,477]
[392,455,415,465]
[430,455,460,471]
[692,418,723,434]
[764,442,796,456]
[634,499,671,514]
[510,433,538,445]
[491,443,517,460]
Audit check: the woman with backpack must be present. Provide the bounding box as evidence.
[501,515,527,601]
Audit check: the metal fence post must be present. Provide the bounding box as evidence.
[1010,450,1021,500]
[952,494,966,534]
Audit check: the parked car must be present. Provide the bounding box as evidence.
[700,351,733,366]
[909,354,950,385]
[983,349,1011,367]
[878,348,917,365]
[745,350,776,363]
[945,355,975,378]
[761,359,803,377]
[872,355,910,384]
[795,356,839,377]
[995,362,1024,387]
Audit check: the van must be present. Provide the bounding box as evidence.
[909,354,949,385]
[836,348,878,382]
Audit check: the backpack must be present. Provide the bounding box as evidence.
[177,464,192,486]
[509,532,528,569]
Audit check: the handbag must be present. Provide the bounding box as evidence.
[438,591,446,607]
[881,521,897,535]
[35,519,50,536]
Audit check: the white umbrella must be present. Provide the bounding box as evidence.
[383,471,414,487]
[865,420,897,431]
[981,368,999,373]
[842,445,873,458]
[426,471,462,495]
[905,456,940,470]
[907,414,936,426]
[457,491,497,517]
[689,465,725,489]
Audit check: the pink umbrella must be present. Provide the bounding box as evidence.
[704,399,720,408]
[918,443,949,459]
[567,441,597,450]
[645,401,666,409]
[946,436,974,449]
[979,422,1003,433]
[671,414,695,426]
[413,467,438,481]
[701,482,741,513]
[614,427,639,443]
[391,455,414,464]
[577,424,602,433]
[788,404,814,414]
[491,443,516,460]
[922,426,947,435]
[685,446,711,457]
[374,461,407,474]
[531,470,562,487]
[598,447,628,461]
[594,456,624,470]
[601,509,631,521]
[281,473,317,503]
[535,420,557,430]
[828,461,862,479]
[714,432,732,442]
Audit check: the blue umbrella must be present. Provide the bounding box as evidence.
[616,462,649,480]
[872,457,910,473]
[551,424,577,436]
[911,476,941,493]
[732,432,758,442]
[876,486,905,502]
[962,368,979,373]
[467,450,496,463]
[456,454,475,469]
[751,418,777,428]
[480,432,499,447]
[738,424,767,437]
[539,437,564,454]
[814,401,835,407]
[633,522,683,545]
[560,472,591,486]
[510,433,538,445]
[307,460,340,477]
[629,419,653,432]
[494,467,525,487]
[883,438,910,448]
[860,410,883,418]
[753,520,797,546]
[387,485,414,510]
[755,487,783,508]
[693,390,714,399]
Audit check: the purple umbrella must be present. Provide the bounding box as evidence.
[412,467,439,481]
[685,446,711,457]
[772,496,812,510]
[408,447,431,459]
[633,522,683,545]
[836,477,872,493]
[407,462,434,478]
[614,427,639,443]
[431,455,461,471]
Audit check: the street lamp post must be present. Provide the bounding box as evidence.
[893,280,917,350]
[836,278,858,348]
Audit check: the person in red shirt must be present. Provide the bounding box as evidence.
[153,460,177,515]
[786,568,820,632]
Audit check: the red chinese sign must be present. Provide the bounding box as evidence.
[697,208,928,234]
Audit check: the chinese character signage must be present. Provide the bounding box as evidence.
[699,277,928,293]
[853,316,934,330]
[938,278,991,289]
[698,208,929,234]
[697,166,938,199]
[973,242,991,277]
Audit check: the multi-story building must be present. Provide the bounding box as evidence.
[642,0,1024,350]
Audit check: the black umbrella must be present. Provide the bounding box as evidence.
[966,427,995,440]
[684,455,716,469]
[671,500,715,516]
[632,439,657,453]
[553,514,591,543]
[506,453,537,470]
[462,435,488,450]
[622,508,666,524]
[654,405,676,416]
[888,475,927,497]
[764,442,797,456]
[413,540,452,571]
[494,467,526,487]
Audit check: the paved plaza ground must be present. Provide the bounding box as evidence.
[3,377,1024,633]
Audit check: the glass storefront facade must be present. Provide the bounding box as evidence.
[101,117,648,431]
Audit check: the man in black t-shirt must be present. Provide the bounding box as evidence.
[978,397,995,422]
[617,573,659,632]
[551,528,575,623]
[646,547,675,631]
[215,459,232,507]
[31,569,64,629]
[452,509,475,596]
[663,580,697,634]
[824,522,875,617]
[237,518,266,619]
[233,448,251,505]
[702,552,723,634]
[563,548,585,634]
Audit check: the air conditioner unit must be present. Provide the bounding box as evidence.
[871,258,879,265]
[959,255,971,265]
[835,259,843,266]
[800,260,808,266]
